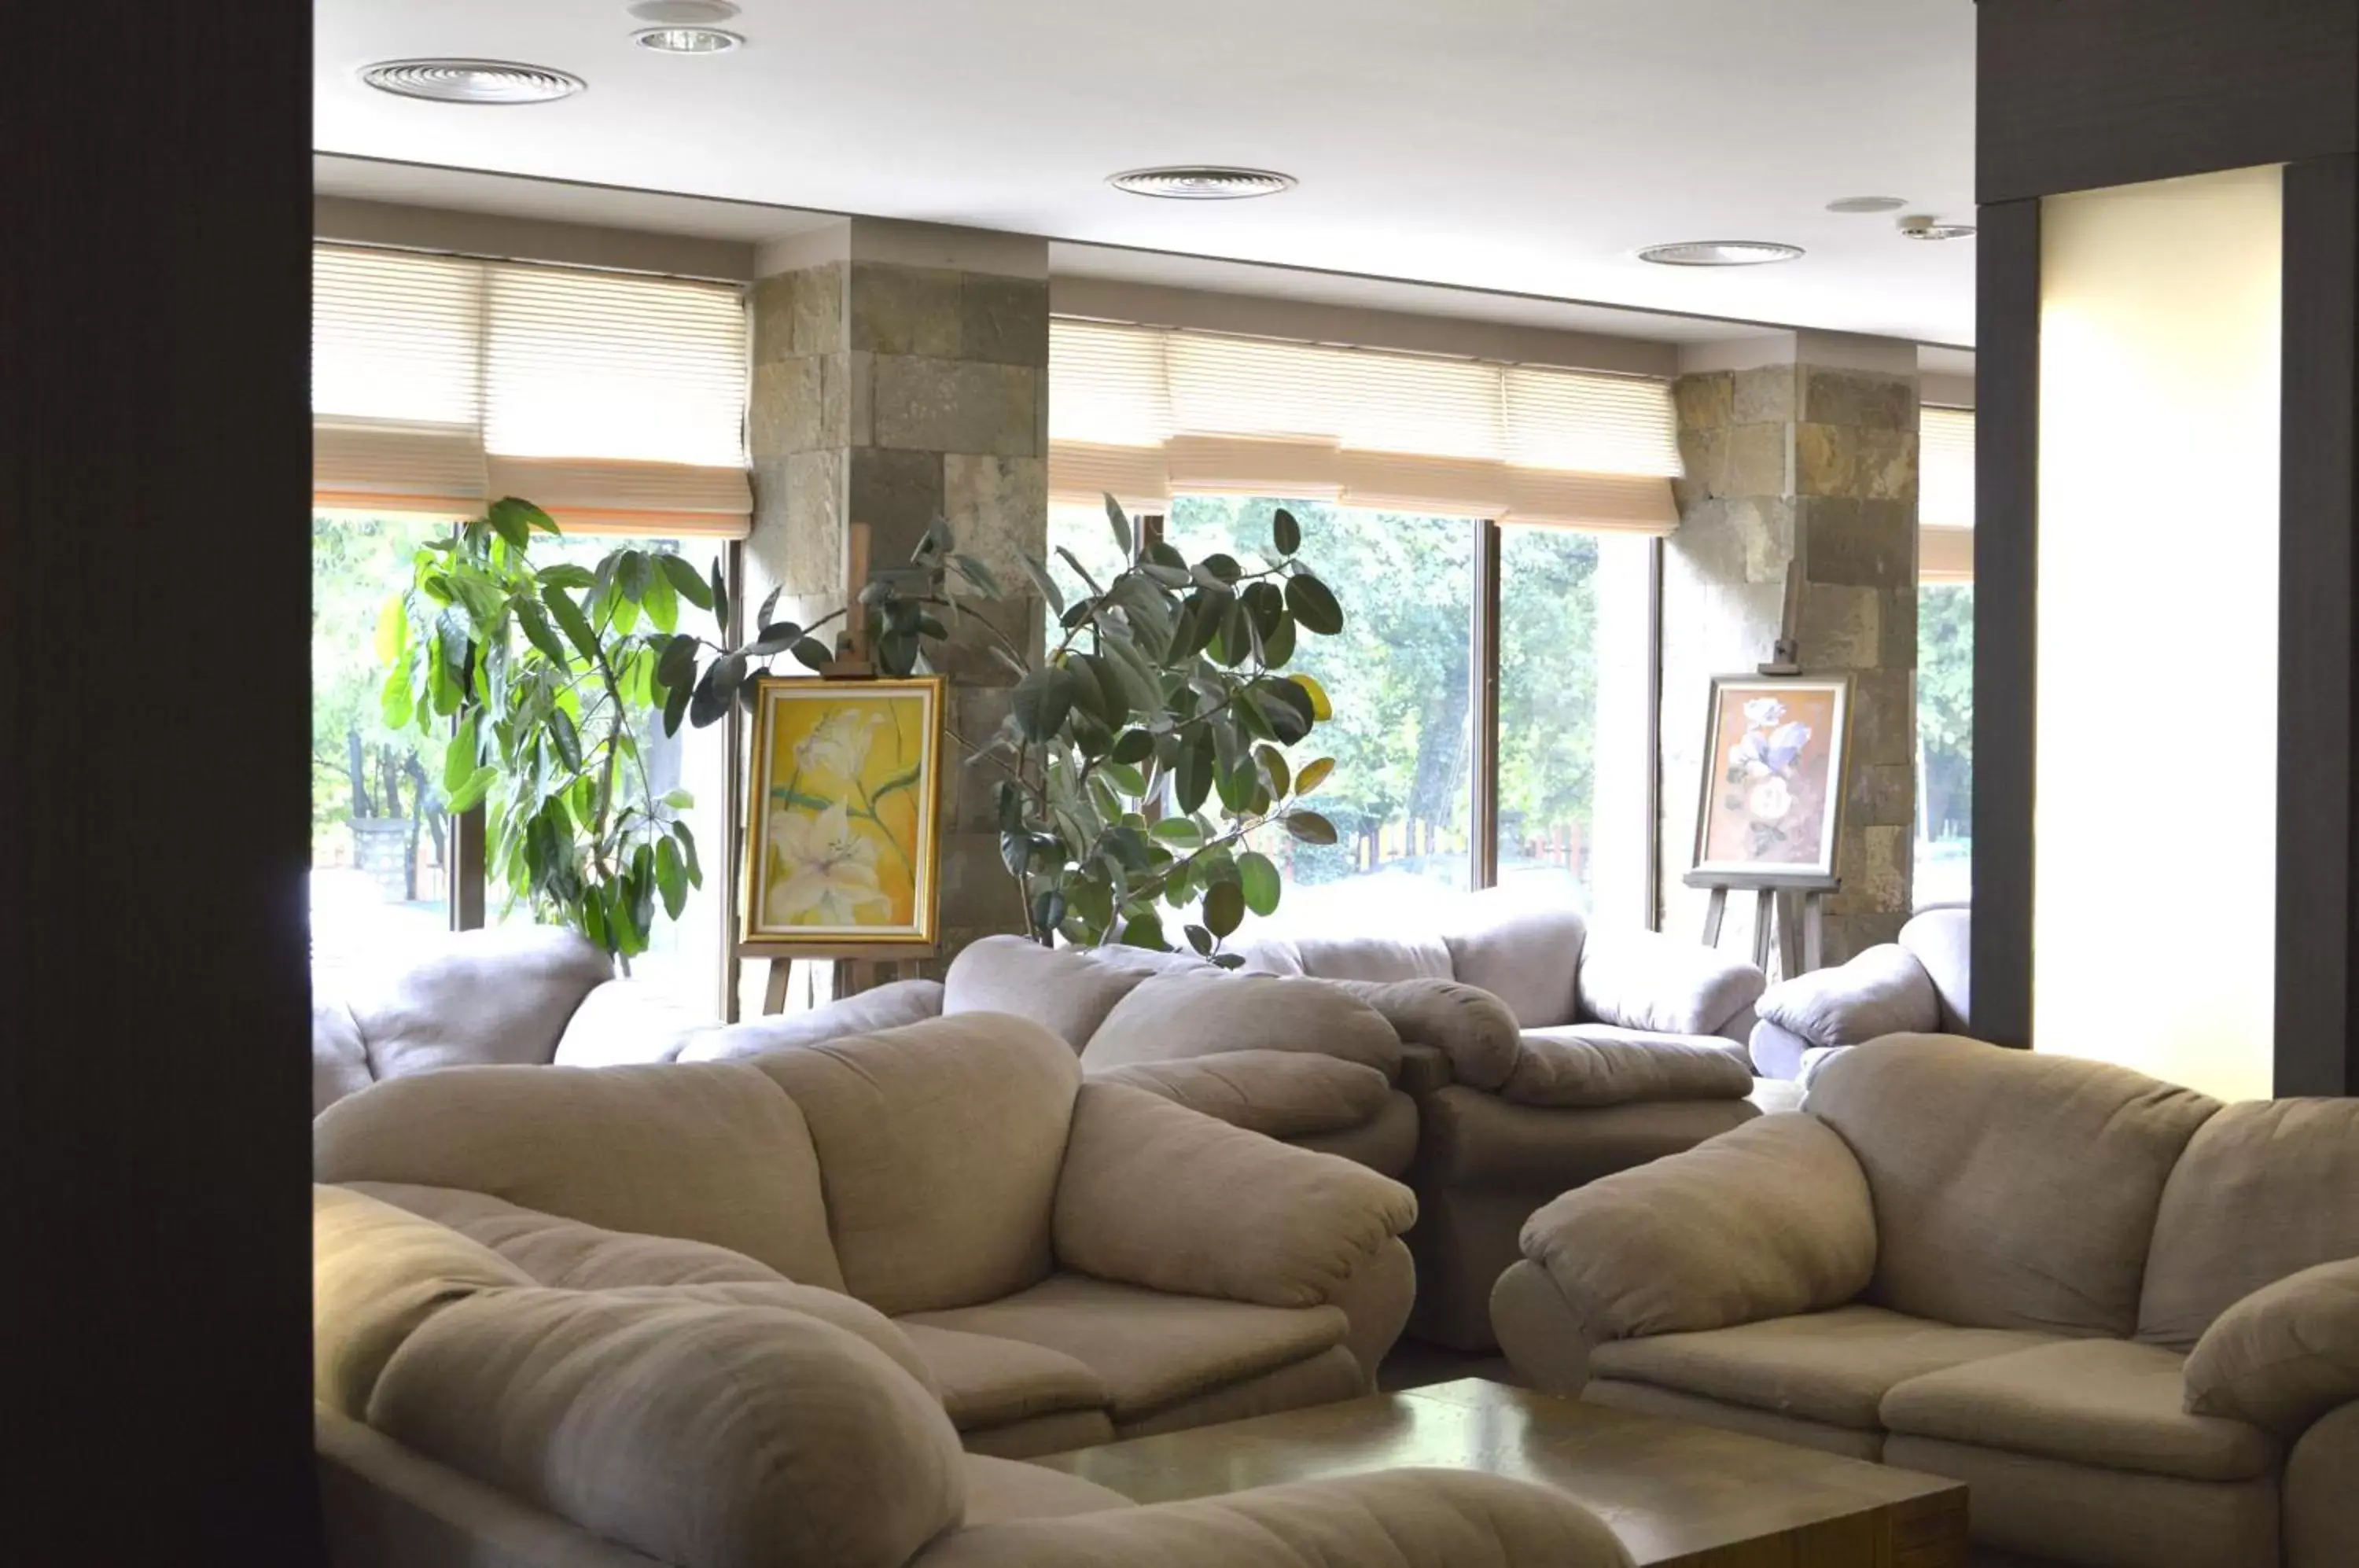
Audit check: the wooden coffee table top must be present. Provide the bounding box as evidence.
[1032,1378,1966,1568]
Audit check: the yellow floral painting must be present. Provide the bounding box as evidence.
[742,677,943,944]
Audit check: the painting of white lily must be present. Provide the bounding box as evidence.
[1691,674,1851,881]
[744,677,943,943]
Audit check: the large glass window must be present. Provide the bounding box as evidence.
[1915,582,1974,907]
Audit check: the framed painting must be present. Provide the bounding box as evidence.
[742,675,944,945]
[1691,673,1853,882]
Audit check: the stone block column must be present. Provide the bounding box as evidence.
[1659,331,1919,967]
[746,219,1049,962]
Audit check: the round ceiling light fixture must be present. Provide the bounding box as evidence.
[1827,195,1908,214]
[1637,240,1805,267]
[359,59,585,105]
[1107,167,1298,200]
[1897,214,1978,241]
[634,25,743,52]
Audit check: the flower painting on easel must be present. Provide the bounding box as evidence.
[743,677,944,943]
[1692,674,1852,881]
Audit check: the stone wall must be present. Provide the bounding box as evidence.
[745,223,1050,966]
[1661,341,1919,967]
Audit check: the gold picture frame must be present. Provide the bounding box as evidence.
[741,675,945,946]
[1690,672,1854,884]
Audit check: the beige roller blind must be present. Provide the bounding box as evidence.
[1048,318,1680,531]
[1919,404,1975,581]
[311,245,752,535]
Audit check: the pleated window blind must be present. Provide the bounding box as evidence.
[312,245,752,536]
[1919,405,1975,582]
[1048,318,1682,532]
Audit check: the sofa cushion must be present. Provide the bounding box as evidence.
[346,1180,782,1287]
[1882,1338,2276,1482]
[2138,1097,2359,1350]
[345,924,614,1080]
[312,999,374,1113]
[899,1273,1348,1422]
[749,1014,1080,1316]
[1806,1036,2220,1337]
[1081,973,1401,1077]
[312,1185,532,1419]
[1897,907,1971,1033]
[1589,1304,2064,1430]
[1753,945,1941,1049]
[1087,1051,1393,1138]
[1438,896,1584,1028]
[1327,978,1521,1090]
[958,1455,1132,1526]
[676,979,948,1063]
[547,978,712,1068]
[896,1324,1110,1431]
[1574,930,1765,1036]
[369,1289,965,1568]
[1419,1086,1757,1189]
[940,937,1157,1047]
[2184,1257,2359,1437]
[1242,930,1456,985]
[315,1058,848,1291]
[1503,1026,1754,1108]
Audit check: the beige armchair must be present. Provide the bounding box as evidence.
[1492,1035,2359,1568]
[315,1011,1419,1459]
[315,1183,1632,1568]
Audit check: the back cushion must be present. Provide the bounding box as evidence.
[314,1061,846,1290]
[1081,972,1403,1077]
[1273,932,1456,985]
[1441,900,1586,1028]
[750,1014,1081,1315]
[311,999,374,1113]
[312,1184,531,1418]
[941,936,1154,1047]
[2138,1099,2359,1349]
[678,979,946,1062]
[549,978,715,1068]
[1899,908,1973,1033]
[1808,1036,2219,1336]
[344,925,616,1080]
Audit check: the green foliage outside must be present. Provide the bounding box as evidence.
[1918,583,1974,843]
[312,515,447,896]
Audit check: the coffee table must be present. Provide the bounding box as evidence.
[1032,1378,1967,1567]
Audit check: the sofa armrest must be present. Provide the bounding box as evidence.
[1753,945,1941,1051]
[671,979,945,1062]
[1576,928,1765,1039]
[914,1470,1634,1568]
[2185,1257,2359,1437]
[1323,977,1522,1091]
[1515,1113,1874,1345]
[1087,1051,1393,1138]
[1054,1081,1417,1309]
[1502,1026,1754,1108]
[368,1287,966,1568]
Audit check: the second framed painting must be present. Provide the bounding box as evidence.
[742,675,945,946]
[1691,672,1853,882]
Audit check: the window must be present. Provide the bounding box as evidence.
[1916,404,1974,908]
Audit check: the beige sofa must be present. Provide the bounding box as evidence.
[1493,1035,2359,1568]
[1747,907,1973,1078]
[316,1010,1420,1459]
[314,1183,1633,1568]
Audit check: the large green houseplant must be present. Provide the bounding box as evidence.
[384,495,1345,965]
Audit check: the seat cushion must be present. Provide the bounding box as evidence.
[1806,1036,2220,1336]
[1503,1025,1754,1107]
[1588,1304,2064,1430]
[749,1014,1080,1316]
[1882,1338,2276,1483]
[2138,1097,2359,1350]
[958,1455,1132,1526]
[899,1273,1347,1422]
[895,1324,1109,1431]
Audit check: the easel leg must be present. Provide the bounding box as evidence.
[1802,892,1825,974]
[1775,890,1804,979]
[763,959,791,1017]
[1702,886,1728,946]
[1750,889,1774,972]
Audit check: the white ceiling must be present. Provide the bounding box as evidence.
[315,0,1978,345]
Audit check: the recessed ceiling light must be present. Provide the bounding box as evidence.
[634,25,743,53]
[360,59,585,105]
[1638,241,1805,267]
[1827,196,1908,214]
[1108,167,1298,200]
[1897,215,1978,241]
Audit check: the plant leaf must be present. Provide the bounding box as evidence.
[659,553,714,610]
[1285,572,1345,635]
[1202,879,1245,938]
[1017,551,1066,614]
[1011,664,1080,742]
[1283,809,1339,845]
[542,586,602,663]
[1294,756,1335,795]
[791,636,835,672]
[1289,673,1334,721]
[1103,493,1133,562]
[1238,851,1282,917]
[1272,506,1301,555]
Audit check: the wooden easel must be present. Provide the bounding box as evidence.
[1687,550,1839,980]
[727,523,938,1017]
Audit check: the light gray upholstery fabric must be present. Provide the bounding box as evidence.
[1503,1026,1754,1107]
[549,980,712,1068]
[1752,944,1941,1050]
[344,1182,785,1290]
[1081,973,1402,1077]
[1574,927,1765,1037]
[1898,907,1972,1033]
[1417,1085,1758,1189]
[1087,1051,1393,1138]
[1806,1035,2220,1337]
[2287,1401,2359,1568]
[1438,896,1585,1028]
[675,980,947,1062]
[1325,978,1520,1090]
[314,999,375,1113]
[2182,1258,2359,1437]
[1581,1378,1886,1462]
[1746,1018,1815,1081]
[344,926,615,1083]
[940,936,1161,1046]
[958,1455,1131,1526]
[2138,1097,2359,1351]
[1290,1089,1419,1178]
[1242,930,1457,985]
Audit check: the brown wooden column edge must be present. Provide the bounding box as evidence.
[1971,198,2041,1049]
[2276,153,2359,1095]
